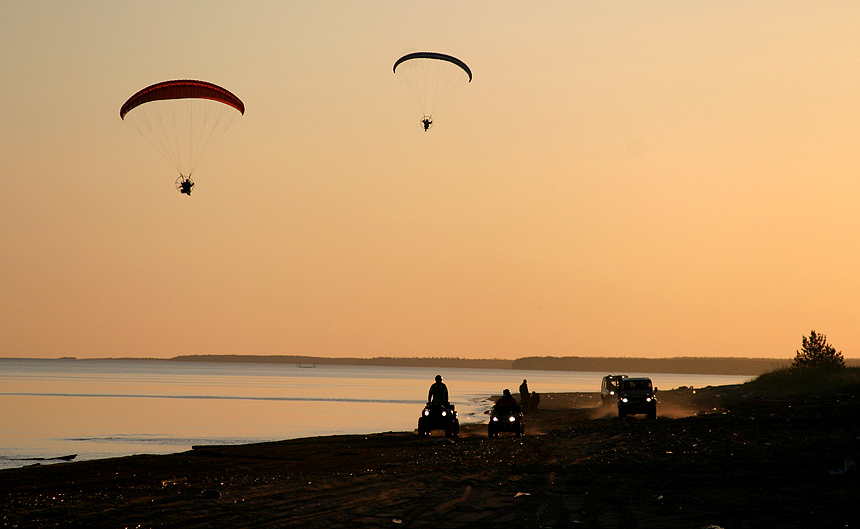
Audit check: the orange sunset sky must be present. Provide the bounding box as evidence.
[2,2,860,360]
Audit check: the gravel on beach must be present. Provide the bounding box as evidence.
[2,385,859,528]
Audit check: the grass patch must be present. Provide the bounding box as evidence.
[745,366,860,396]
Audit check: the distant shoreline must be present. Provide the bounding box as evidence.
[7,354,844,376]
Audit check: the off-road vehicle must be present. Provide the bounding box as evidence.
[616,377,657,419]
[417,403,459,437]
[600,374,628,405]
[487,408,524,438]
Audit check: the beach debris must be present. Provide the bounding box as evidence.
[201,489,221,499]
[392,518,403,524]
[828,459,858,475]
[17,454,77,462]
[515,492,531,497]
[161,477,187,487]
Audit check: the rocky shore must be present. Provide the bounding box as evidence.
[2,384,859,528]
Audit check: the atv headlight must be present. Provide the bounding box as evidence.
[609,391,615,395]
[508,416,516,422]
[491,416,499,422]
[646,397,652,402]
[441,411,447,416]
[423,410,430,416]
[621,397,629,403]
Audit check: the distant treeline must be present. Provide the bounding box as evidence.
[510,356,797,376]
[159,354,859,376]
[170,355,510,370]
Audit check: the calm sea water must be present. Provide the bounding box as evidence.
[0,358,751,469]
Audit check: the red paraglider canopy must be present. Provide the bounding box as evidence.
[120,80,245,120]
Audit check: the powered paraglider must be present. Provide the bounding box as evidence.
[120,80,245,195]
[393,52,471,132]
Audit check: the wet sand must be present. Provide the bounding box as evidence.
[2,386,859,528]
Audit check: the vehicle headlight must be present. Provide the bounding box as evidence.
[491,416,499,422]
[646,397,652,402]
[621,397,628,403]
[423,410,430,416]
[508,416,516,422]
[609,391,615,395]
[441,411,447,416]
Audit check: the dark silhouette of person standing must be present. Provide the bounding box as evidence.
[519,379,530,410]
[428,375,449,405]
[530,391,540,412]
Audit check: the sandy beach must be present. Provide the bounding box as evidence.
[2,385,858,528]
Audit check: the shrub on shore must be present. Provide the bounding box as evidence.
[791,330,845,371]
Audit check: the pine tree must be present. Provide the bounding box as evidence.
[791,330,845,371]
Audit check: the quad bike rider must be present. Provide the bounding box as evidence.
[488,389,524,438]
[418,375,459,437]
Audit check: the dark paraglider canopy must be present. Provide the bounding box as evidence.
[393,52,473,82]
[393,52,472,130]
[120,80,245,120]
